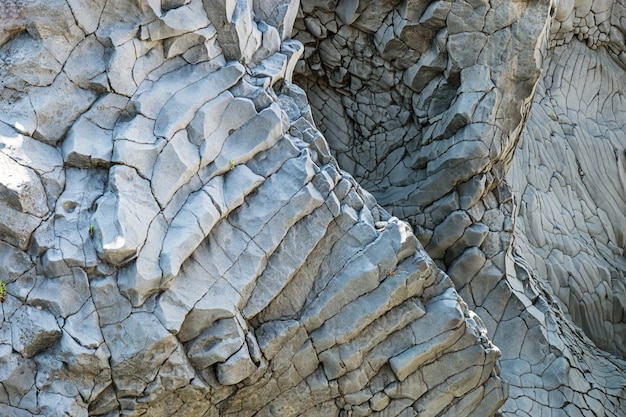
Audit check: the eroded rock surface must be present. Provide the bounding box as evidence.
[0,0,506,416]
[0,0,625,416]
[293,0,626,416]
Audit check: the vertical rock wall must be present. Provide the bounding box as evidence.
[293,0,626,416]
[0,0,507,416]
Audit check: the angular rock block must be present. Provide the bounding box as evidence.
[11,305,62,358]
[202,0,262,63]
[186,317,245,369]
[153,63,245,140]
[151,129,200,206]
[103,312,178,397]
[0,152,48,218]
[92,165,160,266]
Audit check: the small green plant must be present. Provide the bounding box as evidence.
[0,280,6,303]
[229,160,236,170]
[89,224,95,238]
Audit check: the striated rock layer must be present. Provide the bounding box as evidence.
[293,0,626,416]
[0,0,624,417]
[0,0,506,416]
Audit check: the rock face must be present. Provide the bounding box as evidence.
[0,1,623,417]
[293,0,626,416]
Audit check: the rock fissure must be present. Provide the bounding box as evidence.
[1,0,625,415]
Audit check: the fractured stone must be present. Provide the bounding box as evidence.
[154,63,245,140]
[11,305,62,359]
[92,165,160,266]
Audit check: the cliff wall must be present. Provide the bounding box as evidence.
[0,0,624,416]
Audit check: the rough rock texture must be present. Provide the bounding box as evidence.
[0,0,624,417]
[0,0,506,416]
[293,0,626,416]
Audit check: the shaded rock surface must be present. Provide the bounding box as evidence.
[0,0,623,417]
[293,0,626,416]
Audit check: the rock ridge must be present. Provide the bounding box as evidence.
[0,0,624,416]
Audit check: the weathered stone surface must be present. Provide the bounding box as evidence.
[0,152,48,218]
[203,0,262,63]
[28,268,90,318]
[11,305,61,358]
[92,164,160,266]
[62,94,128,168]
[186,317,244,369]
[1,0,625,416]
[151,129,199,206]
[153,63,245,140]
[103,312,178,397]
[294,1,626,416]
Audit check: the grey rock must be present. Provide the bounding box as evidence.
[38,391,87,417]
[3,0,625,416]
[153,63,245,140]
[62,116,113,168]
[0,123,64,207]
[92,165,160,266]
[336,0,359,25]
[426,210,473,259]
[64,300,104,349]
[151,129,199,206]
[64,35,108,92]
[28,268,90,318]
[203,0,262,63]
[29,74,99,145]
[253,0,300,40]
[216,343,257,385]
[103,312,178,397]
[447,246,487,289]
[117,213,167,307]
[159,195,217,277]
[11,305,61,358]
[211,102,285,177]
[90,275,133,325]
[186,317,245,369]
[250,52,288,85]
[0,152,48,218]
[0,344,36,405]
[61,93,128,168]
[389,289,466,381]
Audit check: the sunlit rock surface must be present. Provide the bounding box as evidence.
[0,0,624,416]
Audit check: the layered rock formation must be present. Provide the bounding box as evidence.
[0,0,624,417]
[293,0,626,415]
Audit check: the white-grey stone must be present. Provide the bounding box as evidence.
[253,0,299,40]
[153,63,245,140]
[250,52,288,85]
[29,74,99,145]
[0,122,65,203]
[159,194,219,281]
[2,0,624,416]
[216,342,258,385]
[90,275,133,325]
[186,316,245,369]
[118,213,168,307]
[203,0,262,63]
[64,35,108,92]
[0,152,48,218]
[62,116,114,168]
[11,305,62,358]
[103,312,178,397]
[64,299,104,349]
[28,268,90,318]
[92,165,160,266]
[151,129,199,206]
